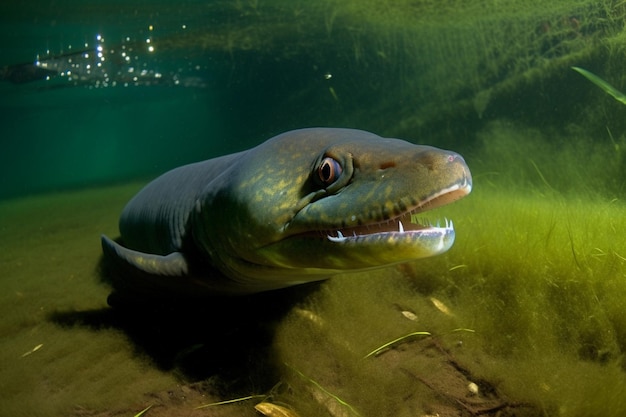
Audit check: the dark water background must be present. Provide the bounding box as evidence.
[0,1,332,198]
[1,2,235,198]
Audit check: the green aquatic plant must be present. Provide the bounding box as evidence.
[363,331,431,359]
[132,405,152,417]
[572,66,626,105]
[194,394,266,409]
[285,363,362,417]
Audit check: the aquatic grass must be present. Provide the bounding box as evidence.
[194,394,266,409]
[133,405,152,417]
[572,66,626,105]
[472,120,626,197]
[274,187,626,416]
[418,184,626,413]
[285,363,362,417]
[363,331,431,358]
[273,264,465,416]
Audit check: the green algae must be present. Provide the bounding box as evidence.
[271,190,626,416]
[188,0,626,133]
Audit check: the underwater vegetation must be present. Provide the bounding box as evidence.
[273,196,626,416]
[573,66,626,105]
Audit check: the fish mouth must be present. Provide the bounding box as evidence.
[325,180,471,244]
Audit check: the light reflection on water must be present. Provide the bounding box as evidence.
[14,25,209,90]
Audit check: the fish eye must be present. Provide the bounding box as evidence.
[318,157,343,186]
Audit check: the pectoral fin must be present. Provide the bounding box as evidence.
[101,235,189,277]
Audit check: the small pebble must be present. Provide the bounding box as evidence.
[468,382,479,395]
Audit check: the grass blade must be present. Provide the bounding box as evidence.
[572,66,626,105]
[195,395,265,409]
[133,405,152,417]
[364,331,431,358]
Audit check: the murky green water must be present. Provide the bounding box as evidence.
[1,1,626,416]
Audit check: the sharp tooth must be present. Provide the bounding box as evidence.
[327,235,343,242]
[327,230,347,242]
[398,220,404,233]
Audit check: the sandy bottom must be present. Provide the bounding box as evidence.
[1,182,625,417]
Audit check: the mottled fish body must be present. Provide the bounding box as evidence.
[102,128,472,296]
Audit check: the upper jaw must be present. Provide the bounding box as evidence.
[325,178,471,243]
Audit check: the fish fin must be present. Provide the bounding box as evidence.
[101,234,189,277]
